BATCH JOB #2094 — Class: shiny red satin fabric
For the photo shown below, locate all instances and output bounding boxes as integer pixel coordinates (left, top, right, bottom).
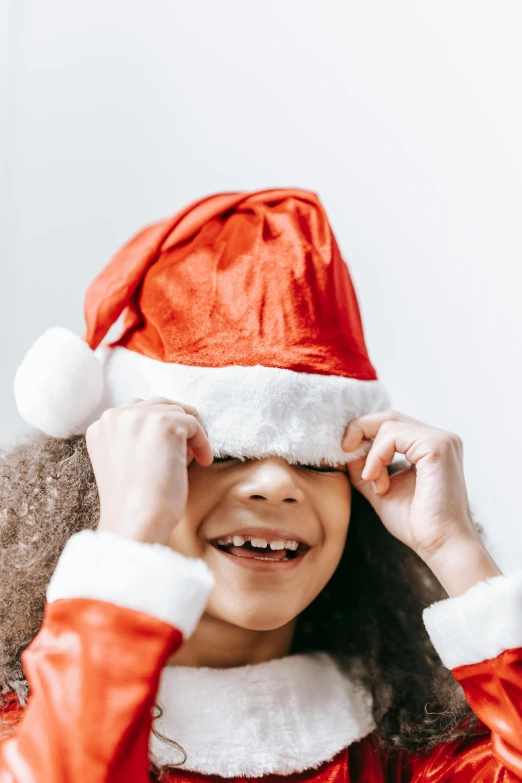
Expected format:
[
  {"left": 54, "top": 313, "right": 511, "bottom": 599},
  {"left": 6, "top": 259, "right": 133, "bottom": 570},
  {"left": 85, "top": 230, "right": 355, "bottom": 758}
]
[
  {"left": 0, "top": 598, "right": 521, "bottom": 782},
  {"left": 82, "top": 189, "right": 379, "bottom": 381}
]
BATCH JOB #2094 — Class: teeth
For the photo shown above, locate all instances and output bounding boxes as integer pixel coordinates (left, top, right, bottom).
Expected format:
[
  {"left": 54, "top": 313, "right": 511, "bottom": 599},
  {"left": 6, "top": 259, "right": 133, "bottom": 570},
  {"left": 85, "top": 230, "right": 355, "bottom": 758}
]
[
  {"left": 214, "top": 535, "right": 301, "bottom": 551},
  {"left": 250, "top": 538, "right": 268, "bottom": 548}
]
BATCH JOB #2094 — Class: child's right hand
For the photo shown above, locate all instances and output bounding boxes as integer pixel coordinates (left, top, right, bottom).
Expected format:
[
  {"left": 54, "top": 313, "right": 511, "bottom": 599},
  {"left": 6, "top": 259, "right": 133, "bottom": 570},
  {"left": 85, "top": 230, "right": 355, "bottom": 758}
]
[{"left": 86, "top": 396, "right": 214, "bottom": 546}]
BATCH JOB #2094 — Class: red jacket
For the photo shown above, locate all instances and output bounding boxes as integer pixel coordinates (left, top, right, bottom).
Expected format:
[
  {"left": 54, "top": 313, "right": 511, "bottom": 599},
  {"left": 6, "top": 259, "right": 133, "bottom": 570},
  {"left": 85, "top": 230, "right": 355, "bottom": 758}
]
[{"left": 0, "top": 529, "right": 521, "bottom": 782}]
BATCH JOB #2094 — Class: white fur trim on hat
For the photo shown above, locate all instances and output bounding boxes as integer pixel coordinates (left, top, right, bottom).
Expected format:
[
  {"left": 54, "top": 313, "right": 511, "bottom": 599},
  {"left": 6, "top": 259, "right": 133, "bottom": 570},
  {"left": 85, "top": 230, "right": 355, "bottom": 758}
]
[
  {"left": 422, "top": 568, "right": 522, "bottom": 670},
  {"left": 90, "top": 344, "right": 391, "bottom": 466},
  {"left": 13, "top": 329, "right": 391, "bottom": 466},
  {"left": 46, "top": 529, "right": 216, "bottom": 638},
  {"left": 13, "top": 326, "right": 105, "bottom": 439}
]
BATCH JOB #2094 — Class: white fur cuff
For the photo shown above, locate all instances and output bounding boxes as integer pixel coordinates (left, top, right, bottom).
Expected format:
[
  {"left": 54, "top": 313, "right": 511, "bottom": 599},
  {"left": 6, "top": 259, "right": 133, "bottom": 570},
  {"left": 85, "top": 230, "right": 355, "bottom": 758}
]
[
  {"left": 422, "top": 568, "right": 522, "bottom": 670},
  {"left": 46, "top": 529, "right": 216, "bottom": 638}
]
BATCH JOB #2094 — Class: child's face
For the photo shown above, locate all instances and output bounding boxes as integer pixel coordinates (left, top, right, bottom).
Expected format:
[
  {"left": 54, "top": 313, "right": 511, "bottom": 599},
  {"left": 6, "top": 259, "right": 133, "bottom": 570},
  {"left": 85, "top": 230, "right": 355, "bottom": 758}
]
[{"left": 167, "top": 456, "right": 351, "bottom": 631}]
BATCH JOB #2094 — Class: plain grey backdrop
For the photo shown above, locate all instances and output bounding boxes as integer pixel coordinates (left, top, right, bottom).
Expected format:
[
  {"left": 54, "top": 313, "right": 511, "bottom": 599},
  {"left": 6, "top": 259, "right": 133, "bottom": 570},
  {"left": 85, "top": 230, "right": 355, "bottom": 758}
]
[{"left": 1, "top": 1, "right": 521, "bottom": 569}]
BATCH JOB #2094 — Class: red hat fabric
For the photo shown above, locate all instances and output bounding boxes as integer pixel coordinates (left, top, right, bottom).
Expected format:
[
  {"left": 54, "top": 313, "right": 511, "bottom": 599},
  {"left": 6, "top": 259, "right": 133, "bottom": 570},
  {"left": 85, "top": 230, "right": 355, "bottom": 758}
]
[{"left": 14, "top": 188, "right": 391, "bottom": 465}]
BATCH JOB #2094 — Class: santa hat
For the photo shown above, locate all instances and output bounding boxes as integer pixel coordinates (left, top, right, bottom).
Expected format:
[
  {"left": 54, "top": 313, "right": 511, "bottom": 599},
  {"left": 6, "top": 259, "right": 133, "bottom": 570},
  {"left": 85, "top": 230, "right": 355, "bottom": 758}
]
[{"left": 13, "top": 188, "right": 391, "bottom": 466}]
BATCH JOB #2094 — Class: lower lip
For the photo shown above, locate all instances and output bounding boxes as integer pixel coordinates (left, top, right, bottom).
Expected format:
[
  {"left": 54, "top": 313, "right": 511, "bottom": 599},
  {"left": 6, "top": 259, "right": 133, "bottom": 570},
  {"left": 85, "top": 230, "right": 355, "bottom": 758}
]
[{"left": 209, "top": 543, "right": 310, "bottom": 572}]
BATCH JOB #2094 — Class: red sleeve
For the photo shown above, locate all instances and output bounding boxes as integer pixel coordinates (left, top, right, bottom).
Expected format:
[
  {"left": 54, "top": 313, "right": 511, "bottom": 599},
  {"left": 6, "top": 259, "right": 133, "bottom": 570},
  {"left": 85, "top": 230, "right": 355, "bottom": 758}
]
[
  {"left": 408, "top": 569, "right": 522, "bottom": 781},
  {"left": 0, "top": 530, "right": 215, "bottom": 782}
]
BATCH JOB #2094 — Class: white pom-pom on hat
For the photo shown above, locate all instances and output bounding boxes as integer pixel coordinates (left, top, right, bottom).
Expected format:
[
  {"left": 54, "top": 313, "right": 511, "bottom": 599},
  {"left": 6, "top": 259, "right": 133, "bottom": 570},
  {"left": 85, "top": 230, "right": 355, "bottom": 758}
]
[{"left": 13, "top": 326, "right": 104, "bottom": 439}]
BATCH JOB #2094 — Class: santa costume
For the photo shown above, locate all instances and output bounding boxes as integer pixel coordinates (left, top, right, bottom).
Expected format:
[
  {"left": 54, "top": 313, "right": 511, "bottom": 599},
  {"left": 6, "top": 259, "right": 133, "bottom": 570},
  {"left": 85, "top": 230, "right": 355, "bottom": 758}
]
[{"left": 2, "top": 188, "right": 522, "bottom": 781}]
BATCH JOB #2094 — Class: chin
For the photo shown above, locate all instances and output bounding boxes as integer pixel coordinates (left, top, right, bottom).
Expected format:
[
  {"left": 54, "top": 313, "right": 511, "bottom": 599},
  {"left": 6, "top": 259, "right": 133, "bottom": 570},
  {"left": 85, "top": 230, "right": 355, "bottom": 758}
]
[
  {"left": 234, "top": 614, "right": 295, "bottom": 632},
  {"left": 208, "top": 595, "right": 299, "bottom": 632}
]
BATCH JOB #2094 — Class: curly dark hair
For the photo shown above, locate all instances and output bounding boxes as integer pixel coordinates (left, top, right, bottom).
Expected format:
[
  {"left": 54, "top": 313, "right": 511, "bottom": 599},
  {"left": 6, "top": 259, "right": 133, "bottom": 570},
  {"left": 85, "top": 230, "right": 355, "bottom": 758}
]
[{"left": 0, "top": 431, "right": 488, "bottom": 780}]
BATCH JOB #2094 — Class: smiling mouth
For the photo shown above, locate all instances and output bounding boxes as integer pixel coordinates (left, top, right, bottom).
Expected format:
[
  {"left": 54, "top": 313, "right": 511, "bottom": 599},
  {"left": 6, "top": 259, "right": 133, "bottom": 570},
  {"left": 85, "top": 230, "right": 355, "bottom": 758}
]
[{"left": 210, "top": 539, "right": 309, "bottom": 562}]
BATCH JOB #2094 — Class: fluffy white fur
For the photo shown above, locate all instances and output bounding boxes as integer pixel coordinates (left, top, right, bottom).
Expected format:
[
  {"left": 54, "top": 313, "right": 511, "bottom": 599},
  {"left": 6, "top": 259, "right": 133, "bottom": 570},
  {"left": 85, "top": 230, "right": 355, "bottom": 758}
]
[
  {"left": 13, "top": 326, "right": 391, "bottom": 465},
  {"left": 46, "top": 529, "right": 215, "bottom": 638},
  {"left": 422, "top": 568, "right": 522, "bottom": 669},
  {"left": 92, "top": 341, "right": 391, "bottom": 466},
  {"left": 13, "top": 326, "right": 105, "bottom": 439},
  {"left": 150, "top": 652, "right": 376, "bottom": 776}
]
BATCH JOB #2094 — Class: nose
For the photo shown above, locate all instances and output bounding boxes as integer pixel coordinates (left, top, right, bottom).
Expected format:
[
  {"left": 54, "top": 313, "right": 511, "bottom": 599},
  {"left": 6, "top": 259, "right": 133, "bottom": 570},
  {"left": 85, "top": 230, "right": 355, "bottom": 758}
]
[{"left": 232, "top": 457, "right": 305, "bottom": 505}]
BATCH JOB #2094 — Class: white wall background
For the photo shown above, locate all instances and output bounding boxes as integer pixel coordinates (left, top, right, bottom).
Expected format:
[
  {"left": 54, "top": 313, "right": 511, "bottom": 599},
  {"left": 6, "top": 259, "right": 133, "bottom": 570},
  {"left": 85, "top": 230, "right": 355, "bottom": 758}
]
[{"left": 1, "top": 1, "right": 521, "bottom": 570}]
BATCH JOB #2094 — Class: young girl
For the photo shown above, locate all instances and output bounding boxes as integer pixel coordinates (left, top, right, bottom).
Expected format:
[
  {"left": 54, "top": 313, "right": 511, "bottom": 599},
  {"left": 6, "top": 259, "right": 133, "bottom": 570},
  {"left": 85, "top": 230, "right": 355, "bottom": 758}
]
[{"left": 1, "top": 188, "right": 521, "bottom": 782}]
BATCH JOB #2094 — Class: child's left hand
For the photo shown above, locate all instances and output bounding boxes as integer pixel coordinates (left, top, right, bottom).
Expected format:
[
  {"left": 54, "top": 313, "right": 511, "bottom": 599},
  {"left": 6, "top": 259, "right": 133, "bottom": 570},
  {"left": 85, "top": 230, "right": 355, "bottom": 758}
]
[{"left": 341, "top": 410, "right": 481, "bottom": 563}]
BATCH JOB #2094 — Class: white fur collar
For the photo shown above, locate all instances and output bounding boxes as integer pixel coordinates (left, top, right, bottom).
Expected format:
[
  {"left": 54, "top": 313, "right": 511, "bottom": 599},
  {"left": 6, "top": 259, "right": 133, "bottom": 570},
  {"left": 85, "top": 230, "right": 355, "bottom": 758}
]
[{"left": 149, "top": 651, "right": 376, "bottom": 777}]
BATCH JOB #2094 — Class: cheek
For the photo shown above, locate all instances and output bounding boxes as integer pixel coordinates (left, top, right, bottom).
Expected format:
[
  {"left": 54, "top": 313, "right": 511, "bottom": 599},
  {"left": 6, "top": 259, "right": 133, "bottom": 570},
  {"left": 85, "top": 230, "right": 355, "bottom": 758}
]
[
  {"left": 167, "top": 519, "right": 201, "bottom": 557},
  {"left": 312, "top": 487, "right": 351, "bottom": 577},
  {"left": 317, "top": 480, "right": 351, "bottom": 542},
  {"left": 324, "top": 509, "right": 351, "bottom": 550},
  {"left": 166, "top": 490, "right": 216, "bottom": 557},
  {"left": 310, "top": 516, "right": 349, "bottom": 590},
  {"left": 168, "top": 469, "right": 222, "bottom": 554}
]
